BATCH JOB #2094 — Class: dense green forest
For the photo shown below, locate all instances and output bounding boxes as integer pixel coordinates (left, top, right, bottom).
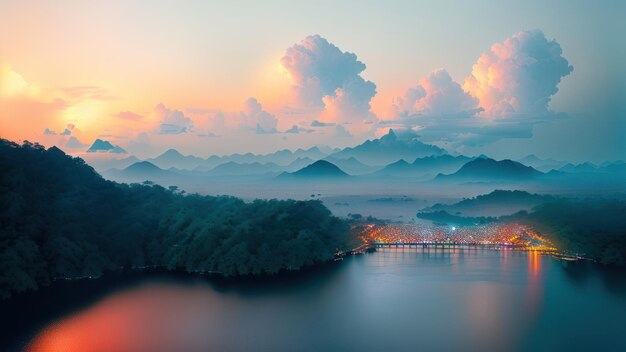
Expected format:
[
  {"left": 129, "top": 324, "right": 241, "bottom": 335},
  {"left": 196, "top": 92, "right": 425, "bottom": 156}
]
[
  {"left": 0, "top": 140, "right": 349, "bottom": 298},
  {"left": 509, "top": 199, "right": 626, "bottom": 266}
]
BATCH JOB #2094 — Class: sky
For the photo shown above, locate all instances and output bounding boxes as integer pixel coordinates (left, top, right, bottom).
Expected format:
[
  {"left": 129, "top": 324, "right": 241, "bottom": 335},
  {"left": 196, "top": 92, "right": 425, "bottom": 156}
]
[{"left": 0, "top": 0, "right": 624, "bottom": 162}]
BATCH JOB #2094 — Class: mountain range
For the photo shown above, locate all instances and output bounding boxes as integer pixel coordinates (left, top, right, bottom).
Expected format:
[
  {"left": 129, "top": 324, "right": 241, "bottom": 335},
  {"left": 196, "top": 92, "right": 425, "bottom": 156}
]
[
  {"left": 372, "top": 155, "right": 473, "bottom": 179},
  {"left": 436, "top": 158, "right": 543, "bottom": 182},
  {"left": 329, "top": 129, "right": 445, "bottom": 166},
  {"left": 84, "top": 131, "right": 626, "bottom": 187}
]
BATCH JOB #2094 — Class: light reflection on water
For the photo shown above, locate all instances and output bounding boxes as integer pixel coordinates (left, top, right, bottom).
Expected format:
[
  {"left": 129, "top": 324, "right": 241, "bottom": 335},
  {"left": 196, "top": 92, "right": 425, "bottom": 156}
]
[{"left": 18, "top": 248, "right": 626, "bottom": 352}]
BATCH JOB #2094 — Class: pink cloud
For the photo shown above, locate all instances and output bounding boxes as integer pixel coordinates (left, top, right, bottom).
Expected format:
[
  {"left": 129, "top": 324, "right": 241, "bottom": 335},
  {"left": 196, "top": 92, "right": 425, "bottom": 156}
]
[{"left": 464, "top": 30, "right": 573, "bottom": 117}]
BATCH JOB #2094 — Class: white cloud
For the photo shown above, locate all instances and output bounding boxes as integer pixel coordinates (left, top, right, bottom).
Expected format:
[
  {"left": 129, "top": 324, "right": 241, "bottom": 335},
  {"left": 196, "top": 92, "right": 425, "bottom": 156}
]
[
  {"left": 155, "top": 103, "right": 194, "bottom": 134},
  {"left": 392, "top": 69, "right": 479, "bottom": 118},
  {"left": 240, "top": 98, "right": 278, "bottom": 134},
  {"left": 464, "top": 29, "right": 573, "bottom": 118},
  {"left": 281, "top": 35, "right": 376, "bottom": 123},
  {"left": 386, "top": 30, "right": 573, "bottom": 149}
]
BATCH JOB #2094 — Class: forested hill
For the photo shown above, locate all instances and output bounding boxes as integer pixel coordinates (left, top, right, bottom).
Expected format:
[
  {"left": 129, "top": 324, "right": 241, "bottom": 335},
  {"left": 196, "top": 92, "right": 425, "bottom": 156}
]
[{"left": 0, "top": 140, "right": 349, "bottom": 298}]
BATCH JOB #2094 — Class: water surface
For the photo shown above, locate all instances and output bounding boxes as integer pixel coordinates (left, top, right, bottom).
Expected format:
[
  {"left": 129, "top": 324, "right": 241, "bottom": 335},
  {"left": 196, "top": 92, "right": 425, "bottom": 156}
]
[{"left": 5, "top": 248, "right": 626, "bottom": 352}]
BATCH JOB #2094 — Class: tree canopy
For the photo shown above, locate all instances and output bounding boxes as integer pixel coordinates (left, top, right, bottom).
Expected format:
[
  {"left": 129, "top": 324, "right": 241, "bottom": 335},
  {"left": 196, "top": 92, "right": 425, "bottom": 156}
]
[{"left": 0, "top": 140, "right": 349, "bottom": 298}]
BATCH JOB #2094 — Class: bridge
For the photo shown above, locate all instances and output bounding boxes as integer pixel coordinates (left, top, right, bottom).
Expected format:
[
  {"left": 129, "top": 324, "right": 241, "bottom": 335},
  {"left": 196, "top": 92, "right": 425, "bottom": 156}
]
[{"left": 374, "top": 242, "right": 529, "bottom": 250}]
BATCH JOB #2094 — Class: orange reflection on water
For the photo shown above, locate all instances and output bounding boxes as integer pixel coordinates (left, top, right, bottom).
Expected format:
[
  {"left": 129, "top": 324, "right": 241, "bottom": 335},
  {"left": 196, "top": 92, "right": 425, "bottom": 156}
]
[
  {"left": 25, "top": 283, "right": 218, "bottom": 352},
  {"left": 528, "top": 250, "right": 541, "bottom": 278}
]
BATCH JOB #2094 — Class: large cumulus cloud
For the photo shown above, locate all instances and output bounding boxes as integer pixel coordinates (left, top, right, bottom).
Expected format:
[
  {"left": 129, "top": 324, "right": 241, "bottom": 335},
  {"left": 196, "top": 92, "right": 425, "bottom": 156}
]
[
  {"left": 388, "top": 30, "right": 573, "bottom": 148},
  {"left": 464, "top": 29, "right": 573, "bottom": 118},
  {"left": 281, "top": 35, "right": 376, "bottom": 123},
  {"left": 392, "top": 69, "right": 479, "bottom": 118}
]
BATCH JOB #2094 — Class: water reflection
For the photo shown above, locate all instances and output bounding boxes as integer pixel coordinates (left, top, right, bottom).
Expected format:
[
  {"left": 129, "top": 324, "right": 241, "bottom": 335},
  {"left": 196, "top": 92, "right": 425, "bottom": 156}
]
[{"left": 8, "top": 249, "right": 626, "bottom": 352}]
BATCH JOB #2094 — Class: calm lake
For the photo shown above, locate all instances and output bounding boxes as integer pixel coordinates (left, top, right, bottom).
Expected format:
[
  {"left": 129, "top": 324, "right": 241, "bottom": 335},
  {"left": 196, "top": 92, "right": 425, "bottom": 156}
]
[{"left": 3, "top": 248, "right": 626, "bottom": 352}]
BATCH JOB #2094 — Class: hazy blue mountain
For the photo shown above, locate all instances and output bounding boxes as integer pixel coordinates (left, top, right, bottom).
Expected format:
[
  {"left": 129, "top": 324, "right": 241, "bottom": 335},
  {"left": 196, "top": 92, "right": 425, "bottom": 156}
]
[
  {"left": 85, "top": 155, "right": 141, "bottom": 172},
  {"left": 278, "top": 160, "right": 349, "bottom": 179},
  {"left": 323, "top": 156, "right": 380, "bottom": 175},
  {"left": 103, "top": 161, "right": 173, "bottom": 182},
  {"left": 207, "top": 161, "right": 283, "bottom": 176},
  {"left": 148, "top": 149, "right": 205, "bottom": 169},
  {"left": 330, "top": 129, "right": 445, "bottom": 165},
  {"left": 558, "top": 162, "right": 598, "bottom": 173},
  {"left": 216, "top": 147, "right": 328, "bottom": 166},
  {"left": 374, "top": 155, "right": 472, "bottom": 179},
  {"left": 284, "top": 157, "right": 316, "bottom": 172},
  {"left": 292, "top": 147, "right": 328, "bottom": 161},
  {"left": 86, "top": 139, "right": 127, "bottom": 153},
  {"left": 598, "top": 161, "right": 626, "bottom": 174},
  {"left": 436, "top": 158, "right": 543, "bottom": 181},
  {"left": 421, "top": 190, "right": 556, "bottom": 217},
  {"left": 121, "top": 161, "right": 170, "bottom": 178},
  {"left": 517, "top": 154, "right": 566, "bottom": 172}
]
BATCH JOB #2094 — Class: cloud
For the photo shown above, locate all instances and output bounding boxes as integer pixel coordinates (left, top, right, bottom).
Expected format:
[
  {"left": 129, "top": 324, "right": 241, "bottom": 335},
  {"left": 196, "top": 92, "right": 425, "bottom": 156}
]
[
  {"left": 0, "top": 63, "right": 38, "bottom": 98},
  {"left": 284, "top": 125, "right": 313, "bottom": 134},
  {"left": 207, "top": 111, "right": 226, "bottom": 133},
  {"left": 115, "top": 111, "right": 144, "bottom": 121},
  {"left": 385, "top": 30, "right": 573, "bottom": 149},
  {"left": 281, "top": 35, "right": 376, "bottom": 123},
  {"left": 43, "top": 128, "right": 56, "bottom": 135},
  {"left": 61, "top": 86, "right": 114, "bottom": 101},
  {"left": 240, "top": 98, "right": 278, "bottom": 134},
  {"left": 61, "top": 124, "right": 74, "bottom": 135},
  {"left": 311, "top": 120, "right": 336, "bottom": 127},
  {"left": 392, "top": 69, "right": 479, "bottom": 118},
  {"left": 464, "top": 29, "right": 573, "bottom": 118},
  {"left": 196, "top": 132, "right": 218, "bottom": 138},
  {"left": 155, "top": 103, "right": 194, "bottom": 134}
]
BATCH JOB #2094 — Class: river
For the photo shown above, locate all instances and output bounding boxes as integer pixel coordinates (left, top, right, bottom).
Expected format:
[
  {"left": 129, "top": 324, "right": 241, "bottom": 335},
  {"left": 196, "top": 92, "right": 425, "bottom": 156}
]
[{"left": 3, "top": 248, "right": 626, "bottom": 352}]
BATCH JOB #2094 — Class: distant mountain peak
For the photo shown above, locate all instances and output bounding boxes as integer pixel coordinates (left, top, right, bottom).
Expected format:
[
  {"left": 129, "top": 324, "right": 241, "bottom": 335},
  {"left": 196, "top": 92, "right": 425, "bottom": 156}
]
[
  {"left": 161, "top": 148, "right": 183, "bottom": 158},
  {"left": 382, "top": 129, "right": 397, "bottom": 142},
  {"left": 87, "top": 139, "right": 127, "bottom": 154},
  {"left": 330, "top": 128, "right": 445, "bottom": 165},
  {"left": 124, "top": 161, "right": 162, "bottom": 172},
  {"left": 279, "top": 160, "right": 349, "bottom": 179},
  {"left": 438, "top": 157, "right": 542, "bottom": 181}
]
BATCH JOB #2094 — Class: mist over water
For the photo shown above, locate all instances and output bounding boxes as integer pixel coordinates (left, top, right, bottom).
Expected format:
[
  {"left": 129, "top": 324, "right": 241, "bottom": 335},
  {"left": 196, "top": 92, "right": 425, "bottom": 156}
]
[{"left": 14, "top": 249, "right": 626, "bottom": 352}]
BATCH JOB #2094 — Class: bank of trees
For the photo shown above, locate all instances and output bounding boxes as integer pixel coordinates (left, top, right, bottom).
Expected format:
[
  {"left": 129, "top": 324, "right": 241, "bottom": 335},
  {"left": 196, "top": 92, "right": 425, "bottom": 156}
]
[
  {"left": 512, "top": 199, "right": 626, "bottom": 266},
  {"left": 0, "top": 140, "right": 349, "bottom": 298}
]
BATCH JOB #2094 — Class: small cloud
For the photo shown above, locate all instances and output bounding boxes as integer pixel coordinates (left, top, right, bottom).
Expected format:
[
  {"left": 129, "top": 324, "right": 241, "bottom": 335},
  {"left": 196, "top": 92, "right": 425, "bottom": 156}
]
[
  {"left": 43, "top": 128, "right": 56, "bottom": 135},
  {"left": 61, "top": 86, "right": 114, "bottom": 101},
  {"left": 311, "top": 120, "right": 336, "bottom": 127},
  {"left": 155, "top": 103, "right": 194, "bottom": 134},
  {"left": 284, "top": 125, "right": 313, "bottom": 134},
  {"left": 115, "top": 111, "right": 144, "bottom": 121},
  {"left": 159, "top": 123, "right": 189, "bottom": 135},
  {"left": 186, "top": 107, "right": 219, "bottom": 115},
  {"left": 256, "top": 124, "right": 278, "bottom": 134},
  {"left": 197, "top": 132, "right": 219, "bottom": 138}
]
